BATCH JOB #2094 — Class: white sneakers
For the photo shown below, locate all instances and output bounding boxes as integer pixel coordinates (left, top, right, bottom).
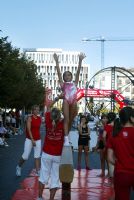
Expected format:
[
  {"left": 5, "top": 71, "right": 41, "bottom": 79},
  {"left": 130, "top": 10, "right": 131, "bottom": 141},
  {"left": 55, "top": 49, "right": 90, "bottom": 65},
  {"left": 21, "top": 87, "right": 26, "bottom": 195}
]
[
  {"left": 64, "top": 136, "right": 70, "bottom": 146},
  {"left": 4, "top": 142, "right": 9, "bottom": 147},
  {"left": 16, "top": 165, "right": 21, "bottom": 176}
]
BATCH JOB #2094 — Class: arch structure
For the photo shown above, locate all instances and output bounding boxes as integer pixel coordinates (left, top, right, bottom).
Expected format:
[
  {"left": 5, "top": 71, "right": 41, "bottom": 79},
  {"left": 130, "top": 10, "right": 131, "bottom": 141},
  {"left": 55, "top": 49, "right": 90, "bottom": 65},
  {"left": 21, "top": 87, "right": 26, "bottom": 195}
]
[
  {"left": 85, "top": 66, "right": 134, "bottom": 111},
  {"left": 76, "top": 88, "right": 126, "bottom": 109},
  {"left": 87, "top": 66, "right": 134, "bottom": 87}
]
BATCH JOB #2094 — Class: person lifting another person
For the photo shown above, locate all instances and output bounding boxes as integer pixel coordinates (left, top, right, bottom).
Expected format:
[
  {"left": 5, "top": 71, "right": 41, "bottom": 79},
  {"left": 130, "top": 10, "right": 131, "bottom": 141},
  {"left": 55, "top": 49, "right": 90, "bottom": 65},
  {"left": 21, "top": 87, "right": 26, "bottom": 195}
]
[{"left": 37, "top": 94, "right": 64, "bottom": 200}]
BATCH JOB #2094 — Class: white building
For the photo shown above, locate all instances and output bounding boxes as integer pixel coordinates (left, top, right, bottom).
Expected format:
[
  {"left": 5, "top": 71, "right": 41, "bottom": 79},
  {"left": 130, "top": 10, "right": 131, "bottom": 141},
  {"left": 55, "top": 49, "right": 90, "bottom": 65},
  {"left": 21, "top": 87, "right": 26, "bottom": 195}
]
[{"left": 24, "top": 48, "right": 90, "bottom": 100}]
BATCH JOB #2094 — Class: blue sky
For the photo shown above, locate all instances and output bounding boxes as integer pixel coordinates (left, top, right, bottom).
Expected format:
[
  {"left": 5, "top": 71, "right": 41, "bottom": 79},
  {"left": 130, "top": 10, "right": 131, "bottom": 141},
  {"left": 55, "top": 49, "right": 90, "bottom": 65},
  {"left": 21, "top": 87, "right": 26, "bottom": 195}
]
[{"left": 1, "top": 0, "right": 134, "bottom": 76}]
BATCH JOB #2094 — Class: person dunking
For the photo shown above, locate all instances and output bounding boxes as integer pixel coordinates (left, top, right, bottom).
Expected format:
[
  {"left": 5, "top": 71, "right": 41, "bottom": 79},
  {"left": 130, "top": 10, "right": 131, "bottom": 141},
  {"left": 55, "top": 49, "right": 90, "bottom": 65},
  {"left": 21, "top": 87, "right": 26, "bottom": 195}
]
[
  {"left": 77, "top": 115, "right": 91, "bottom": 170},
  {"left": 16, "top": 105, "right": 41, "bottom": 176},
  {"left": 53, "top": 52, "right": 86, "bottom": 146}
]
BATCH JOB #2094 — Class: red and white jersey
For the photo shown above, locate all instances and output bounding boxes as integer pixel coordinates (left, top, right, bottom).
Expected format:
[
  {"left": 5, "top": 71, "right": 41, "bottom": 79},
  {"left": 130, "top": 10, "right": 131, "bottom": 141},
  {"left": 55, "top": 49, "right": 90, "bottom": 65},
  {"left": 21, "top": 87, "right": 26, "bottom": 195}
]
[
  {"left": 43, "top": 112, "right": 64, "bottom": 156},
  {"left": 107, "top": 127, "right": 134, "bottom": 174}
]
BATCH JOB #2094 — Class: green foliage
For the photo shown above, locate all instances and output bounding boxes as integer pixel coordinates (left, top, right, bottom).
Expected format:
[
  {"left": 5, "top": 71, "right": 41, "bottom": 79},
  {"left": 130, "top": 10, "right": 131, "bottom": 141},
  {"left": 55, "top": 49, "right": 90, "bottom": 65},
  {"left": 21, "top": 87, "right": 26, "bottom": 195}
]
[{"left": 0, "top": 35, "right": 44, "bottom": 109}]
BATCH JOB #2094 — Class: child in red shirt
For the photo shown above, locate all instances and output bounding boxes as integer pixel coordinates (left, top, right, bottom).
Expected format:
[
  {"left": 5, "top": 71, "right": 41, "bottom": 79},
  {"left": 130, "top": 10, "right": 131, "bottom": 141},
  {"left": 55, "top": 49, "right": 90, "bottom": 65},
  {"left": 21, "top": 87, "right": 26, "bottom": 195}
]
[{"left": 107, "top": 106, "right": 134, "bottom": 200}]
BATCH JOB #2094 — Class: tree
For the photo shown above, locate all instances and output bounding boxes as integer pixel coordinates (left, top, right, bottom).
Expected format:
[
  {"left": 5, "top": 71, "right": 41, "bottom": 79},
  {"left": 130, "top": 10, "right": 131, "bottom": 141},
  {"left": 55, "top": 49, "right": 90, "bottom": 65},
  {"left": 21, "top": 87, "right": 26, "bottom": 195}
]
[{"left": 0, "top": 34, "right": 44, "bottom": 110}]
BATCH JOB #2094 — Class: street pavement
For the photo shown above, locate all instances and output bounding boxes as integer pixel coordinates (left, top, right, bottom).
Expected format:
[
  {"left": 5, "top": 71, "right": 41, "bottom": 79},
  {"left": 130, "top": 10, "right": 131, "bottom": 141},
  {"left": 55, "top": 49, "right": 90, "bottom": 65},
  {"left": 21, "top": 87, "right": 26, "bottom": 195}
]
[
  {"left": 0, "top": 124, "right": 133, "bottom": 200},
  {"left": 0, "top": 124, "right": 100, "bottom": 200}
]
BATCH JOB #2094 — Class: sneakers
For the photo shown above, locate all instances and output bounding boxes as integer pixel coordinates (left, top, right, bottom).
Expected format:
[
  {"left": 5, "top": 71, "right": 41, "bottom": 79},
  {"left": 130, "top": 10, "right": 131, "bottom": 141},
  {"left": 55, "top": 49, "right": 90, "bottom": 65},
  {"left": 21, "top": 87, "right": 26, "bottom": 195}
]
[
  {"left": 16, "top": 165, "right": 21, "bottom": 176},
  {"left": 37, "top": 197, "right": 43, "bottom": 200},
  {"left": 4, "top": 142, "right": 9, "bottom": 147},
  {"left": 64, "top": 136, "right": 70, "bottom": 146}
]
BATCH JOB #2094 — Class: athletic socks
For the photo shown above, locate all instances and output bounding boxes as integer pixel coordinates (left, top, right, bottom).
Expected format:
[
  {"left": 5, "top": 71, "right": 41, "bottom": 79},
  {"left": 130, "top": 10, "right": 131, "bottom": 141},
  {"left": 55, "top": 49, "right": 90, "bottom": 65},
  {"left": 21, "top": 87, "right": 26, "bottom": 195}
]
[{"left": 64, "top": 136, "right": 70, "bottom": 146}]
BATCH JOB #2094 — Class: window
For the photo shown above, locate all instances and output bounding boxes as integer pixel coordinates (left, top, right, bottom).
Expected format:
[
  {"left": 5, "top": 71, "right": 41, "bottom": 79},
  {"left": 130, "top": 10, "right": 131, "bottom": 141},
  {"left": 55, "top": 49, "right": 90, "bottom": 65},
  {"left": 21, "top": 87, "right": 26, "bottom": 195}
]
[
  {"left": 62, "top": 54, "right": 64, "bottom": 62},
  {"left": 47, "top": 66, "right": 49, "bottom": 72},
  {"left": 72, "top": 55, "right": 74, "bottom": 63},
  {"left": 66, "top": 55, "right": 68, "bottom": 63},
  {"left": 41, "top": 54, "right": 43, "bottom": 61}
]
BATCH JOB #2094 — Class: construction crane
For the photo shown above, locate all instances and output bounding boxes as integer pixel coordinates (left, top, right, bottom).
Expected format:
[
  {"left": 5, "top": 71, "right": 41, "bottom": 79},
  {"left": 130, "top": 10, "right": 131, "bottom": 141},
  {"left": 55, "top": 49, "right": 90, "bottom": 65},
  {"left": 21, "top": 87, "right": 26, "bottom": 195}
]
[{"left": 82, "top": 36, "right": 134, "bottom": 69}]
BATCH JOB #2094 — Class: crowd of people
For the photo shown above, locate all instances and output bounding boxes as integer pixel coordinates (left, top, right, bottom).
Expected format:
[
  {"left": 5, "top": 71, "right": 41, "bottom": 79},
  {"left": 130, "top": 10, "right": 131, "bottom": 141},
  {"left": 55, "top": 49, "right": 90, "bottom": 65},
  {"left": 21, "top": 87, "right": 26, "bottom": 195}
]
[
  {"left": 14, "top": 102, "right": 133, "bottom": 200},
  {"left": 0, "top": 109, "right": 22, "bottom": 147}
]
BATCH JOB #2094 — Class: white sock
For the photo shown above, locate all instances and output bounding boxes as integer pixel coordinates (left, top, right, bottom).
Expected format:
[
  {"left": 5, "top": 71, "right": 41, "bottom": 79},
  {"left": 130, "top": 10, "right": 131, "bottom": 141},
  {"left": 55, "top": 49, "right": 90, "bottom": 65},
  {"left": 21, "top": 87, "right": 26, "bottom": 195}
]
[{"left": 64, "top": 136, "right": 70, "bottom": 146}]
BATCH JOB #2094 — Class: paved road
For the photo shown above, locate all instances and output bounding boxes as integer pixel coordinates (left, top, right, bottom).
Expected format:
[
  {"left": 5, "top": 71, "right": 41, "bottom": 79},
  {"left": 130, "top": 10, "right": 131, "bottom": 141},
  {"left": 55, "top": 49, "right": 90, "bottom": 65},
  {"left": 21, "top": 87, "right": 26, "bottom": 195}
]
[
  {"left": 0, "top": 125, "right": 133, "bottom": 200},
  {"left": 0, "top": 124, "right": 100, "bottom": 200}
]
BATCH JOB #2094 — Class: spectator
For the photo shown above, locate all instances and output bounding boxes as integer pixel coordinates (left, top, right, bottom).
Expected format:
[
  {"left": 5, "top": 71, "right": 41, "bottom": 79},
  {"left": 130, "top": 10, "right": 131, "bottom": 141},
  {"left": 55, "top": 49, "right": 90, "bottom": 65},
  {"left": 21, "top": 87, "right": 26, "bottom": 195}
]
[
  {"left": 77, "top": 115, "right": 91, "bottom": 170},
  {"left": 16, "top": 105, "right": 42, "bottom": 176},
  {"left": 107, "top": 106, "right": 134, "bottom": 200},
  {"left": 0, "top": 122, "right": 9, "bottom": 147},
  {"left": 95, "top": 114, "right": 108, "bottom": 177},
  {"left": 5, "top": 113, "right": 11, "bottom": 130},
  {"left": 10, "top": 115, "right": 17, "bottom": 135},
  {"left": 103, "top": 112, "right": 116, "bottom": 180}
]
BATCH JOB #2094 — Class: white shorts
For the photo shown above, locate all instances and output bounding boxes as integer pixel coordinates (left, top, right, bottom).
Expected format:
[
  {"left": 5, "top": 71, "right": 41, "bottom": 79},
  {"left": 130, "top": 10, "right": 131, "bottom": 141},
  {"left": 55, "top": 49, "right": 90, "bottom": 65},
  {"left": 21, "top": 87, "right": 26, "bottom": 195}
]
[
  {"left": 39, "top": 152, "right": 61, "bottom": 189},
  {"left": 22, "top": 138, "right": 41, "bottom": 160}
]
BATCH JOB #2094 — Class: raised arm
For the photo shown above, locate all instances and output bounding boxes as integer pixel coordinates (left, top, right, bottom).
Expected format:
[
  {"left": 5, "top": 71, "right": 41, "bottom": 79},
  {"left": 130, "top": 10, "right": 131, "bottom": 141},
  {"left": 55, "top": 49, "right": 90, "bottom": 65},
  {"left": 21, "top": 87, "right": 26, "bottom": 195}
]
[
  {"left": 47, "top": 92, "right": 64, "bottom": 112},
  {"left": 53, "top": 53, "right": 63, "bottom": 86},
  {"left": 75, "top": 52, "right": 86, "bottom": 85}
]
